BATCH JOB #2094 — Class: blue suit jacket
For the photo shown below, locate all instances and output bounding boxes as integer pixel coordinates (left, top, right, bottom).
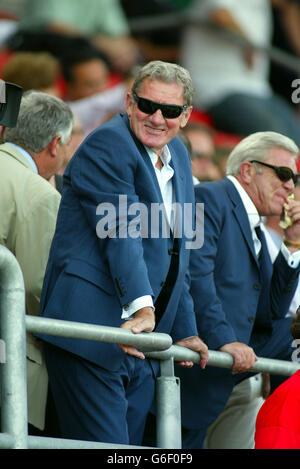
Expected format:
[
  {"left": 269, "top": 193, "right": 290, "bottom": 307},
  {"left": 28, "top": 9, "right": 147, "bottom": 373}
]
[
  {"left": 39, "top": 113, "right": 198, "bottom": 371},
  {"left": 177, "top": 177, "right": 300, "bottom": 430}
]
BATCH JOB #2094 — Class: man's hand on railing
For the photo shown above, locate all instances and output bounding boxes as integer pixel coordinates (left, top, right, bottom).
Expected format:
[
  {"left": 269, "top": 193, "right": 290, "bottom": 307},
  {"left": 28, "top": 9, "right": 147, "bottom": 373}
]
[
  {"left": 219, "top": 341, "right": 258, "bottom": 374},
  {"left": 118, "top": 306, "right": 156, "bottom": 359},
  {"left": 175, "top": 336, "right": 209, "bottom": 369}
]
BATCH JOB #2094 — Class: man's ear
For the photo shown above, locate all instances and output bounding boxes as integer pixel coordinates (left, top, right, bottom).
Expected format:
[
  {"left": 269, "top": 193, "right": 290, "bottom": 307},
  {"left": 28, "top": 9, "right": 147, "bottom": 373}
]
[
  {"left": 239, "top": 160, "right": 254, "bottom": 185},
  {"left": 126, "top": 92, "right": 133, "bottom": 118},
  {"left": 180, "top": 106, "right": 193, "bottom": 129},
  {"left": 49, "top": 135, "right": 61, "bottom": 157}
]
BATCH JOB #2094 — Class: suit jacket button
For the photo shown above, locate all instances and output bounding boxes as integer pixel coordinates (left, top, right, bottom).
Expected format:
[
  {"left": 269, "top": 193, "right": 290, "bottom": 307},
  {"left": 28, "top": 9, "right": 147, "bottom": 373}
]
[
  {"left": 253, "top": 283, "right": 260, "bottom": 290},
  {"left": 248, "top": 316, "right": 254, "bottom": 323},
  {"left": 160, "top": 281, "right": 165, "bottom": 287}
]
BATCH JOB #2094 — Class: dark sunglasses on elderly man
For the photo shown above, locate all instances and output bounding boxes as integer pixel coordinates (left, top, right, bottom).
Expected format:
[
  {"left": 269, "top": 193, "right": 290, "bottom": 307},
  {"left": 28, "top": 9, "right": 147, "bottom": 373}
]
[
  {"left": 132, "top": 91, "right": 188, "bottom": 119},
  {"left": 251, "top": 160, "right": 299, "bottom": 186}
]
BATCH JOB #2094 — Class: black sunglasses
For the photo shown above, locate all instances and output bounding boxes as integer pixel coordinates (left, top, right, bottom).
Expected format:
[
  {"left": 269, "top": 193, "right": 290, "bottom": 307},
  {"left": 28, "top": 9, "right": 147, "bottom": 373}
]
[
  {"left": 132, "top": 91, "right": 187, "bottom": 119},
  {"left": 251, "top": 160, "right": 299, "bottom": 186}
]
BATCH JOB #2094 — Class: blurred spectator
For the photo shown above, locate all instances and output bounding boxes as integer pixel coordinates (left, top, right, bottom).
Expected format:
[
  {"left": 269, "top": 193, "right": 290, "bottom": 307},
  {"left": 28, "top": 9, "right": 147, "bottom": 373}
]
[
  {"left": 182, "top": 121, "right": 222, "bottom": 181},
  {"left": 214, "top": 145, "right": 234, "bottom": 177},
  {"left": 67, "top": 83, "right": 127, "bottom": 136},
  {"left": 190, "top": 152, "right": 222, "bottom": 182},
  {"left": 0, "top": 90, "right": 73, "bottom": 435},
  {"left": 61, "top": 46, "right": 136, "bottom": 136},
  {"left": 18, "top": 0, "right": 140, "bottom": 73},
  {"left": 182, "top": 121, "right": 216, "bottom": 157},
  {"left": 177, "top": 129, "right": 200, "bottom": 185},
  {"left": 0, "top": 7, "right": 19, "bottom": 47},
  {"left": 270, "top": 0, "right": 300, "bottom": 108},
  {"left": 0, "top": 0, "right": 24, "bottom": 45},
  {"left": 61, "top": 46, "right": 110, "bottom": 101},
  {"left": 1, "top": 50, "right": 83, "bottom": 189},
  {"left": 120, "top": 0, "right": 183, "bottom": 62},
  {"left": 2, "top": 51, "right": 62, "bottom": 97},
  {"left": 180, "top": 0, "right": 300, "bottom": 146},
  {"left": 0, "top": 0, "right": 25, "bottom": 18}
]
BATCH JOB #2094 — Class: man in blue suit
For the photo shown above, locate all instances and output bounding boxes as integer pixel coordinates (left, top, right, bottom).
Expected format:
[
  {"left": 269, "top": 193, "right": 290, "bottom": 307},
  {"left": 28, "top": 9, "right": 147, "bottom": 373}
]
[
  {"left": 38, "top": 60, "right": 209, "bottom": 445},
  {"left": 177, "top": 131, "right": 300, "bottom": 448}
]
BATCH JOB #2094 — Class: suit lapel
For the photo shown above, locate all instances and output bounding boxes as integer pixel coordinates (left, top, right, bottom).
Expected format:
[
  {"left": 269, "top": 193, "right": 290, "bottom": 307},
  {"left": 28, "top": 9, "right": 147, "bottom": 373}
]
[
  {"left": 169, "top": 143, "right": 185, "bottom": 250},
  {"left": 220, "top": 178, "right": 258, "bottom": 265},
  {"left": 169, "top": 150, "right": 185, "bottom": 206},
  {"left": 120, "top": 113, "right": 164, "bottom": 202}
]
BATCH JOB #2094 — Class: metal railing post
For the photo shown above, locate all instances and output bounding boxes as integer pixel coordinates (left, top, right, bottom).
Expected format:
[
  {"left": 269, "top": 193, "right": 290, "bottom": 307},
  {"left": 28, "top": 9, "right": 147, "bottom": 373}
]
[
  {"left": 0, "top": 246, "right": 28, "bottom": 449},
  {"left": 156, "top": 357, "right": 181, "bottom": 449}
]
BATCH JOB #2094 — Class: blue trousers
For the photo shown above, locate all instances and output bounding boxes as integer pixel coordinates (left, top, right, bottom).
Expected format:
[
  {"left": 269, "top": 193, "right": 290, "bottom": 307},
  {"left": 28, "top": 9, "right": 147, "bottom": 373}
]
[{"left": 44, "top": 343, "right": 156, "bottom": 445}]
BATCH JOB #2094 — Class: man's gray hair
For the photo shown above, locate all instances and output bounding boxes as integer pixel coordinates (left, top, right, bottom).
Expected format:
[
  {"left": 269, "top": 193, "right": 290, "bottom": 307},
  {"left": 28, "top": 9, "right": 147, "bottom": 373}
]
[
  {"left": 5, "top": 91, "right": 74, "bottom": 153},
  {"left": 132, "top": 60, "right": 194, "bottom": 110},
  {"left": 226, "top": 131, "right": 299, "bottom": 175}
]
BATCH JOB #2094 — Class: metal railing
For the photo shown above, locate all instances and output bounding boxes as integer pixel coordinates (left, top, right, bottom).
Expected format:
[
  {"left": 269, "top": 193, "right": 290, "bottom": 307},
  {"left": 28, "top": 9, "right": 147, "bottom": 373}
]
[{"left": 1, "top": 245, "right": 300, "bottom": 449}]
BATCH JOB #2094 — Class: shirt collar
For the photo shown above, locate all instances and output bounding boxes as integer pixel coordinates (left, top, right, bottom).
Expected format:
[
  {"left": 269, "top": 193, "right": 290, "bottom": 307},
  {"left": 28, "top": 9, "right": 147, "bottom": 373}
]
[
  {"left": 227, "top": 175, "right": 261, "bottom": 230},
  {"left": 144, "top": 144, "right": 172, "bottom": 168},
  {"left": 5, "top": 142, "right": 38, "bottom": 174}
]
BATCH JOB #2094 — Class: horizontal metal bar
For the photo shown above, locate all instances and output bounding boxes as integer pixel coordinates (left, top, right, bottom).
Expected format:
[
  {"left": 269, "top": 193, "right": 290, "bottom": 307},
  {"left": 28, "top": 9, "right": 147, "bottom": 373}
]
[
  {"left": 0, "top": 434, "right": 154, "bottom": 450},
  {"left": 0, "top": 433, "right": 15, "bottom": 449},
  {"left": 146, "top": 345, "right": 300, "bottom": 376},
  {"left": 27, "top": 317, "right": 300, "bottom": 376},
  {"left": 26, "top": 315, "right": 172, "bottom": 352},
  {"left": 27, "top": 435, "right": 154, "bottom": 450}
]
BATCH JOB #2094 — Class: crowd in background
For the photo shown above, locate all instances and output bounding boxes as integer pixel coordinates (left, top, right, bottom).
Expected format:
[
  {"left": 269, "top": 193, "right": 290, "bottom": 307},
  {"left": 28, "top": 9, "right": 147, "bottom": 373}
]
[
  {"left": 1, "top": 0, "right": 300, "bottom": 450},
  {"left": 3, "top": 0, "right": 300, "bottom": 179}
]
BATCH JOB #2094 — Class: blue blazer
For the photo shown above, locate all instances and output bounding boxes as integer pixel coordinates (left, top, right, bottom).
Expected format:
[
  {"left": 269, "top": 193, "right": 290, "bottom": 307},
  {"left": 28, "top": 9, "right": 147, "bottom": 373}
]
[
  {"left": 39, "top": 113, "right": 198, "bottom": 371},
  {"left": 177, "top": 177, "right": 300, "bottom": 431}
]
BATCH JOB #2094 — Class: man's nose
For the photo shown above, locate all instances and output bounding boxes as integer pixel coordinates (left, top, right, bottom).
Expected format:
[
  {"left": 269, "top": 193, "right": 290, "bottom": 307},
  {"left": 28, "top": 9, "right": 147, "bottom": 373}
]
[
  {"left": 149, "top": 108, "right": 165, "bottom": 123},
  {"left": 284, "top": 178, "right": 295, "bottom": 191}
]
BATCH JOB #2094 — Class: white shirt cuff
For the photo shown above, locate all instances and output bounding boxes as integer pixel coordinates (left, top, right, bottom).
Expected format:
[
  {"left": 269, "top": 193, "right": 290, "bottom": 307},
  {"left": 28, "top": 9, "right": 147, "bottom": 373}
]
[
  {"left": 281, "top": 242, "right": 300, "bottom": 268},
  {"left": 121, "top": 295, "right": 154, "bottom": 319}
]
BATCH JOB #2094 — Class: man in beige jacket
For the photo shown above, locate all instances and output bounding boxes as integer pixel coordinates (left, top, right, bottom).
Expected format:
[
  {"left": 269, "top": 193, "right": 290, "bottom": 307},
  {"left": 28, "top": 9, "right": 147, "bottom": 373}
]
[{"left": 0, "top": 90, "right": 74, "bottom": 433}]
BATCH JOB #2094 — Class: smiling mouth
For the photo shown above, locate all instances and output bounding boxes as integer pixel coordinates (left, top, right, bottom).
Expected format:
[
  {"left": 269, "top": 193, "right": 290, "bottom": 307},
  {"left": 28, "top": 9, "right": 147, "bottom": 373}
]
[{"left": 145, "top": 124, "right": 166, "bottom": 135}]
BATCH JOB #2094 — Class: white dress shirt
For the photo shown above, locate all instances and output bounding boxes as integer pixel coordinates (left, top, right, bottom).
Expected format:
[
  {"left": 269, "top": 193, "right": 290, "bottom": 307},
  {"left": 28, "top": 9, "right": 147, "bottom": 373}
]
[
  {"left": 121, "top": 145, "right": 175, "bottom": 319},
  {"left": 263, "top": 226, "right": 300, "bottom": 317}
]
